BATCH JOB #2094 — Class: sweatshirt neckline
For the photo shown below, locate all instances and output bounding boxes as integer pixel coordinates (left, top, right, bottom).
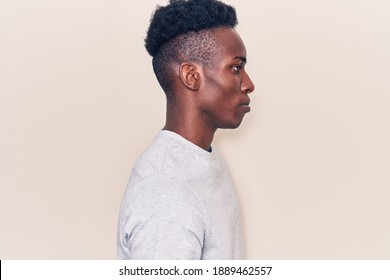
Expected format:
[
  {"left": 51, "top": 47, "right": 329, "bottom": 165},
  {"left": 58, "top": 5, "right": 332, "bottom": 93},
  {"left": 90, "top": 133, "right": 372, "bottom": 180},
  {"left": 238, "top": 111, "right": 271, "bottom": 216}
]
[{"left": 158, "top": 129, "right": 215, "bottom": 160}]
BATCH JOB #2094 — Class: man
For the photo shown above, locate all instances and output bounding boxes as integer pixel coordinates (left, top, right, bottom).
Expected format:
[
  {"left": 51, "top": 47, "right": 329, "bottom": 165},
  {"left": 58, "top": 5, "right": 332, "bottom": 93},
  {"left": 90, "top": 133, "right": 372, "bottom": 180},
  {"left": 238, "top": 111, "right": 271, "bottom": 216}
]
[{"left": 118, "top": 0, "right": 255, "bottom": 259}]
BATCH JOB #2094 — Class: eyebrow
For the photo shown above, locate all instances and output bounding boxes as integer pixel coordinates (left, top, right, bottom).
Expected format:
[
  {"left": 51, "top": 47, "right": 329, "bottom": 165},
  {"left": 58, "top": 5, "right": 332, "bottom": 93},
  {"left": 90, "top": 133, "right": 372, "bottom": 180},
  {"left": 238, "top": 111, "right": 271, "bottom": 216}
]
[{"left": 234, "top": 56, "right": 247, "bottom": 64}]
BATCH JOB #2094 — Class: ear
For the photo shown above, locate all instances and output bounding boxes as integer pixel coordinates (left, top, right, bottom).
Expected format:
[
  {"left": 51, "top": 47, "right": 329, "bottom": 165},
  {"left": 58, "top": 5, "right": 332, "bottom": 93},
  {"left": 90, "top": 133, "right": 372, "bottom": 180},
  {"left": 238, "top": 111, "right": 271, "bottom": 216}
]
[{"left": 179, "top": 62, "right": 201, "bottom": 91}]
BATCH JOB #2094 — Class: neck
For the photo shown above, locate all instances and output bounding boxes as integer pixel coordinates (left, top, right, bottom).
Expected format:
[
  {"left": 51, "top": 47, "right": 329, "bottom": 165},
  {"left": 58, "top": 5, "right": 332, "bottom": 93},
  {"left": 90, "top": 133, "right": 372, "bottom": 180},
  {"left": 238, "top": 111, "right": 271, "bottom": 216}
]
[{"left": 164, "top": 100, "right": 216, "bottom": 151}]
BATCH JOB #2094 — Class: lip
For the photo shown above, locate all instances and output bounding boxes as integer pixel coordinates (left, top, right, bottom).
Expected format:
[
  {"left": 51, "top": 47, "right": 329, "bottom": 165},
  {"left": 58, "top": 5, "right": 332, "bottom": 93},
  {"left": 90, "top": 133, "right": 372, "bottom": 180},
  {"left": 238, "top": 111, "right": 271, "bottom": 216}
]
[
  {"left": 240, "top": 104, "right": 251, "bottom": 112},
  {"left": 240, "top": 99, "right": 251, "bottom": 112}
]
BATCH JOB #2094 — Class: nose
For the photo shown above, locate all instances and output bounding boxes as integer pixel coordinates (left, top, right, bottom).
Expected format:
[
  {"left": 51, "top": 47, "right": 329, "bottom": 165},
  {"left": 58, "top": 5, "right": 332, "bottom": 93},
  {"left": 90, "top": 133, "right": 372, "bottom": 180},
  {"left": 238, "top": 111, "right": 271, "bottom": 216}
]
[{"left": 241, "top": 71, "right": 255, "bottom": 94}]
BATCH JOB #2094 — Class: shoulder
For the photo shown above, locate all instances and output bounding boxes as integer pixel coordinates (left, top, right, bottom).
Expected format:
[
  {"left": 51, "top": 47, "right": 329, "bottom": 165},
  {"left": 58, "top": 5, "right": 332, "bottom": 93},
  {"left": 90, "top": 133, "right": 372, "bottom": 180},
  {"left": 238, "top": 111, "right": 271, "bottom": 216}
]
[
  {"left": 121, "top": 174, "right": 209, "bottom": 224},
  {"left": 118, "top": 175, "right": 209, "bottom": 259}
]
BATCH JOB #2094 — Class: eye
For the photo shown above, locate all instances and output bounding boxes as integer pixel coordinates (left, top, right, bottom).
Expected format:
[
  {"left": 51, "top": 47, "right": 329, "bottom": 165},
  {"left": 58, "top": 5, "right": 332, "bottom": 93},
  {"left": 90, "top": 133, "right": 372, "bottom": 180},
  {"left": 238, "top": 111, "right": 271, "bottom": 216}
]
[{"left": 232, "top": 65, "right": 242, "bottom": 73}]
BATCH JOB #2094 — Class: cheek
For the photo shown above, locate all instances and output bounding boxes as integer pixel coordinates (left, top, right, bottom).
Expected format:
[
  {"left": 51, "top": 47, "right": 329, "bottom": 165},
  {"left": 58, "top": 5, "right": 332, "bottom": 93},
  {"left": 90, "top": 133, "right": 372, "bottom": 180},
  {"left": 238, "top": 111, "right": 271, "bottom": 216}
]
[
  {"left": 201, "top": 71, "right": 240, "bottom": 110},
  {"left": 201, "top": 77, "right": 224, "bottom": 102},
  {"left": 207, "top": 77, "right": 237, "bottom": 100}
]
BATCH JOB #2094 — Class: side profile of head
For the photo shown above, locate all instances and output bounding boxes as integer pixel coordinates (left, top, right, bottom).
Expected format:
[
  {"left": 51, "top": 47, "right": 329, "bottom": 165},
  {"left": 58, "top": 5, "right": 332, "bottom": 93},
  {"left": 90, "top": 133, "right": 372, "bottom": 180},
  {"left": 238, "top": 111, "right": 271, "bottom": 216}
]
[
  {"left": 145, "top": 0, "right": 255, "bottom": 133},
  {"left": 145, "top": 0, "right": 238, "bottom": 95}
]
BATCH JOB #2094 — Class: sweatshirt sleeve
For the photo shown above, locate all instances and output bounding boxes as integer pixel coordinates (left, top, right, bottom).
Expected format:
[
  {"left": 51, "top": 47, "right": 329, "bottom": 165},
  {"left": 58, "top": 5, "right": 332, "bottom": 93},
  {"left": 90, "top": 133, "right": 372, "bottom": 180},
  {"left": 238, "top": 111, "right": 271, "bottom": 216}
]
[{"left": 118, "top": 175, "right": 208, "bottom": 260}]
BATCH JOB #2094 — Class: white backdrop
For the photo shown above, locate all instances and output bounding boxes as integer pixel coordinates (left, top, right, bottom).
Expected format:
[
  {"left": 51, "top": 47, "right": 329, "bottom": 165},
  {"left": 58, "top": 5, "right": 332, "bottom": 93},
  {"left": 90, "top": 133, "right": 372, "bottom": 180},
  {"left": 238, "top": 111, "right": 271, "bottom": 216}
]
[{"left": 1, "top": 0, "right": 389, "bottom": 259}]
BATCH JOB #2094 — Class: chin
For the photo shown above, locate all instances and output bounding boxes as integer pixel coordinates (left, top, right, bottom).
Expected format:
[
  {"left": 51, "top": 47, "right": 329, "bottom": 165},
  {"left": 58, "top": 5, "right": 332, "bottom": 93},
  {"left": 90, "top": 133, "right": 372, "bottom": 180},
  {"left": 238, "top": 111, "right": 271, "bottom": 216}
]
[{"left": 220, "top": 118, "right": 244, "bottom": 129}]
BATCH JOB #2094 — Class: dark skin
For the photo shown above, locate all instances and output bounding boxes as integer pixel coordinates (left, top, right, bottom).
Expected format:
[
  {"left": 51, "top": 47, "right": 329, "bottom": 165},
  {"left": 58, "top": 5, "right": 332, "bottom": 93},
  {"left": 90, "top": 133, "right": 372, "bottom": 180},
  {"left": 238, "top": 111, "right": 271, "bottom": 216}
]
[{"left": 163, "top": 28, "right": 255, "bottom": 151}]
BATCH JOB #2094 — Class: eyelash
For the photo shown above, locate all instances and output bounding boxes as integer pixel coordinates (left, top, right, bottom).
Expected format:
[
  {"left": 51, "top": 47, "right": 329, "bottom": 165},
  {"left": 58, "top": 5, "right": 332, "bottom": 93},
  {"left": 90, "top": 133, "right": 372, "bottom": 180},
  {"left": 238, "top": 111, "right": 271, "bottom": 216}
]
[{"left": 232, "top": 65, "right": 242, "bottom": 73}]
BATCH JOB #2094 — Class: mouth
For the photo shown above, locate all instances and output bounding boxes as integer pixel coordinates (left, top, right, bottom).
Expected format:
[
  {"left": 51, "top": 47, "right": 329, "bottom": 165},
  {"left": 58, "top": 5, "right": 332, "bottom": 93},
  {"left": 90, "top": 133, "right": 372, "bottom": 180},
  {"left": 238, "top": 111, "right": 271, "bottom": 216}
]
[{"left": 240, "top": 99, "right": 251, "bottom": 112}]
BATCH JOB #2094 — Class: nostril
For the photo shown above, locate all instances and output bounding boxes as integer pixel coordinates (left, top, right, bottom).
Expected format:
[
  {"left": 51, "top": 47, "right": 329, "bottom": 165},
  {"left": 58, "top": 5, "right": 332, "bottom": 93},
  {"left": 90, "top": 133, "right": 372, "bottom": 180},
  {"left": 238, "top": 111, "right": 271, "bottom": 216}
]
[{"left": 246, "top": 83, "right": 254, "bottom": 94}]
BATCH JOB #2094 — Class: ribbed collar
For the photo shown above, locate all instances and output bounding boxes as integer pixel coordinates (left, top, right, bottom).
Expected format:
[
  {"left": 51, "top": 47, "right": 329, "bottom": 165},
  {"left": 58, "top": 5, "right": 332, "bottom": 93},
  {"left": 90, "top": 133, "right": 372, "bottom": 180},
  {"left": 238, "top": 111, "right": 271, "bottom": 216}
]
[{"left": 158, "top": 129, "right": 215, "bottom": 161}]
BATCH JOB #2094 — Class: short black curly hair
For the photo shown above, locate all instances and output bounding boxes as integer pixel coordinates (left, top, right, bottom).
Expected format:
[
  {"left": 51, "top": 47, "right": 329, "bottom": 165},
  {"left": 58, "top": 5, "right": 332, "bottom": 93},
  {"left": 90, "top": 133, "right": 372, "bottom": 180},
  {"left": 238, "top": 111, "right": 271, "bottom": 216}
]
[{"left": 145, "top": 0, "right": 238, "bottom": 95}]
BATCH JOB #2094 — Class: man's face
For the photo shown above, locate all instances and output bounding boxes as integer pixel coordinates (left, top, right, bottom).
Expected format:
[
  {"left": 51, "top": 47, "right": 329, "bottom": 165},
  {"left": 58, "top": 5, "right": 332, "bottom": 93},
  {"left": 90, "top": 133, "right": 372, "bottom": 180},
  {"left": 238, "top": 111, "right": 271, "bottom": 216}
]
[{"left": 198, "top": 28, "right": 255, "bottom": 130}]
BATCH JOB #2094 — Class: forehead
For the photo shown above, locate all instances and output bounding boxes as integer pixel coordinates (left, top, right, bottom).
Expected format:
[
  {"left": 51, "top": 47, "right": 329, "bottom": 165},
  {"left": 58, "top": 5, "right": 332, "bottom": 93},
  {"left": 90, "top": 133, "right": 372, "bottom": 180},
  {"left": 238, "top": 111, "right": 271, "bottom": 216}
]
[{"left": 213, "top": 28, "right": 247, "bottom": 60}]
